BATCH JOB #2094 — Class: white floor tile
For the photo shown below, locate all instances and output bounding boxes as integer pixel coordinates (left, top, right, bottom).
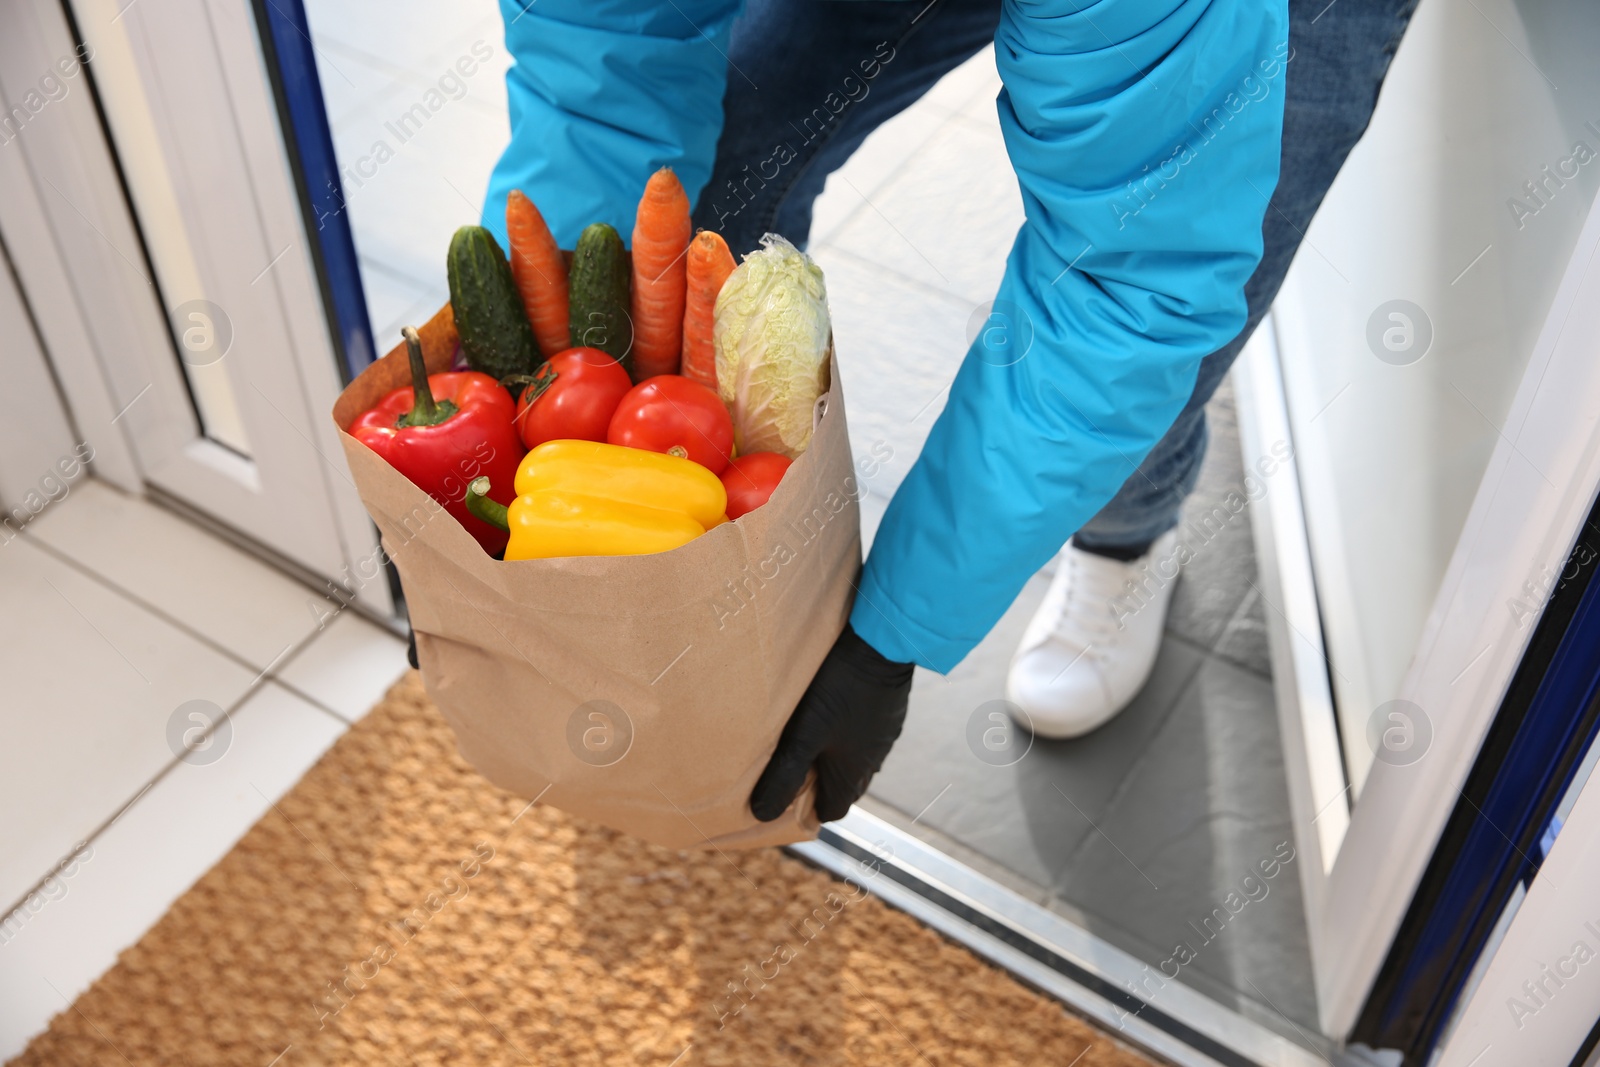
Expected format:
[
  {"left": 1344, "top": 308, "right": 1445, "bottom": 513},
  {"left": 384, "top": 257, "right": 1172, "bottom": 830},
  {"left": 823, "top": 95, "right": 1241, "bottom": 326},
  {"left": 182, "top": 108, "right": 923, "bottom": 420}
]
[
  {"left": 320, "top": 32, "right": 511, "bottom": 159},
  {"left": 920, "top": 44, "right": 1002, "bottom": 116},
  {"left": 959, "top": 82, "right": 1002, "bottom": 128},
  {"left": 305, "top": 33, "right": 408, "bottom": 130},
  {"left": 304, "top": 0, "right": 503, "bottom": 117},
  {"left": 24, "top": 481, "right": 324, "bottom": 672},
  {"left": 309, "top": 36, "right": 510, "bottom": 158},
  {"left": 359, "top": 256, "right": 442, "bottom": 351},
  {"left": 810, "top": 244, "right": 976, "bottom": 546},
  {"left": 810, "top": 104, "right": 950, "bottom": 247},
  {"left": 0, "top": 683, "right": 347, "bottom": 1063},
  {"left": 827, "top": 116, "right": 1023, "bottom": 305},
  {"left": 0, "top": 536, "right": 258, "bottom": 914},
  {"left": 278, "top": 611, "right": 409, "bottom": 724},
  {"left": 336, "top": 79, "right": 511, "bottom": 291}
]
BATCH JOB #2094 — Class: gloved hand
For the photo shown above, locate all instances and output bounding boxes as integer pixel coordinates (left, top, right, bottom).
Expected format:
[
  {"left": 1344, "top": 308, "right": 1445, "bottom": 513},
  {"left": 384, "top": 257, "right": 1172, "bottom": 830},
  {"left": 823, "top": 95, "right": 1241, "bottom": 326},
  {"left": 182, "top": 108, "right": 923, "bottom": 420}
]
[{"left": 749, "top": 623, "right": 916, "bottom": 823}]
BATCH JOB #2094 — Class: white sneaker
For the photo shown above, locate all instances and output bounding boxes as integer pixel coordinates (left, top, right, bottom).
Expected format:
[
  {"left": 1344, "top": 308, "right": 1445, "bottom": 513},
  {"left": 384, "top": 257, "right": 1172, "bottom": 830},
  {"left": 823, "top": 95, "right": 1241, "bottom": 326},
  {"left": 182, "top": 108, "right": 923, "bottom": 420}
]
[{"left": 1006, "top": 530, "right": 1181, "bottom": 739}]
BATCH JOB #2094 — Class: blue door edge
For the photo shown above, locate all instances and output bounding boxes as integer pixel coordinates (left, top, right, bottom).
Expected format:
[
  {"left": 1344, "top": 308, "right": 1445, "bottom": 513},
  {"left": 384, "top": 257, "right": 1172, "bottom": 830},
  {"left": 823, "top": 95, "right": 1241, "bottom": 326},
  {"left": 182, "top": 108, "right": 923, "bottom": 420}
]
[
  {"left": 1570, "top": 1014, "right": 1600, "bottom": 1067},
  {"left": 250, "top": 0, "right": 376, "bottom": 383},
  {"left": 1351, "top": 485, "right": 1600, "bottom": 1063},
  {"left": 250, "top": 0, "right": 400, "bottom": 616}
]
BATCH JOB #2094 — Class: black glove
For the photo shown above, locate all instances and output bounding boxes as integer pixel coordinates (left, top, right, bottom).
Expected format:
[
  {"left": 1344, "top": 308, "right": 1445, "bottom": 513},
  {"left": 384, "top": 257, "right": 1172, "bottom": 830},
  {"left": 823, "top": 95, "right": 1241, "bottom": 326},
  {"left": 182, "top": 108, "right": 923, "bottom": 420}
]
[{"left": 750, "top": 623, "right": 916, "bottom": 823}]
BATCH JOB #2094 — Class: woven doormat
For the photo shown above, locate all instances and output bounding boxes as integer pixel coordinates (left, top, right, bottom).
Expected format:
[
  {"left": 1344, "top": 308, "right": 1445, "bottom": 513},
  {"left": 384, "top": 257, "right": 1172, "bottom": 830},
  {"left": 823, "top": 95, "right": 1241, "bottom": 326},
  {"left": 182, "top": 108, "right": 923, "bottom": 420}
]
[{"left": 14, "top": 672, "right": 1159, "bottom": 1067}]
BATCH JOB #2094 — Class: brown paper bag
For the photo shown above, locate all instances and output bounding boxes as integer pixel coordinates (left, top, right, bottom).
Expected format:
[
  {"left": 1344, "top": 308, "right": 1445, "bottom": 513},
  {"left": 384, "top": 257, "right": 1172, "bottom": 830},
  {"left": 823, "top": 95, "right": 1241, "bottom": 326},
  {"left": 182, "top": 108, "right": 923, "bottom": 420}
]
[{"left": 332, "top": 305, "right": 859, "bottom": 850}]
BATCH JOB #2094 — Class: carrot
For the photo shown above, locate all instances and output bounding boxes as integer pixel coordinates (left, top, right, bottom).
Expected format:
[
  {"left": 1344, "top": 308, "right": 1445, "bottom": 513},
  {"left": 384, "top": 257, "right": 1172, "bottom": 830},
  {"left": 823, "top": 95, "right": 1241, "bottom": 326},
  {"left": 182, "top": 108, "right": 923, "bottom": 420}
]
[
  {"left": 629, "top": 168, "right": 692, "bottom": 379},
  {"left": 681, "top": 230, "right": 736, "bottom": 392},
  {"left": 506, "top": 189, "right": 569, "bottom": 358}
]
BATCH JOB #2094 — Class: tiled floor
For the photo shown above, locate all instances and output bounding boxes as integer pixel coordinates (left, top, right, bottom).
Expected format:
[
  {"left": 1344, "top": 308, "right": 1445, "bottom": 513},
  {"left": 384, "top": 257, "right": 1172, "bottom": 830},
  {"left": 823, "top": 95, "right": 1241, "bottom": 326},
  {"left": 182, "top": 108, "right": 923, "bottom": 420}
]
[
  {"left": 0, "top": 482, "right": 409, "bottom": 1061},
  {"left": 861, "top": 378, "right": 1316, "bottom": 1035},
  {"left": 0, "top": 19, "right": 1317, "bottom": 1062},
  {"left": 782, "top": 34, "right": 1318, "bottom": 1039},
  {"left": 302, "top": 0, "right": 1320, "bottom": 1043},
  {"left": 0, "top": 7, "right": 1315, "bottom": 1061}
]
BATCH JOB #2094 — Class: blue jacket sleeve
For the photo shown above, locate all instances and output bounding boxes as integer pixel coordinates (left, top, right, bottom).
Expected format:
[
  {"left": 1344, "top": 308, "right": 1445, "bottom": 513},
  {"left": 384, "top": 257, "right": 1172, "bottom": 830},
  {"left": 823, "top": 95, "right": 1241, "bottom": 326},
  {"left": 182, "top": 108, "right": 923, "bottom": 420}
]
[
  {"left": 480, "top": 0, "right": 741, "bottom": 249},
  {"left": 850, "top": 0, "right": 1290, "bottom": 672}
]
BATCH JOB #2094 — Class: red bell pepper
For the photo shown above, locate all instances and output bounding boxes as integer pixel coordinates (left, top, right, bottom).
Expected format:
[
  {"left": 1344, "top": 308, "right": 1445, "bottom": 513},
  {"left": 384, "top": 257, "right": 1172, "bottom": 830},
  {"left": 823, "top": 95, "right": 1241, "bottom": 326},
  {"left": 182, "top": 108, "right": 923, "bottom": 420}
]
[{"left": 350, "top": 326, "right": 524, "bottom": 554}]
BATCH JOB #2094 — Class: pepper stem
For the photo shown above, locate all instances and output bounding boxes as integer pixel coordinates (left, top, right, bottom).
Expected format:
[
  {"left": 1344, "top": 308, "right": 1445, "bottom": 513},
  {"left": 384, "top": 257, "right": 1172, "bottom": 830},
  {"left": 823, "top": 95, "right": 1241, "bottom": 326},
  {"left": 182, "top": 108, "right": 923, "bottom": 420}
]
[
  {"left": 465, "top": 476, "right": 509, "bottom": 531},
  {"left": 397, "top": 325, "right": 459, "bottom": 428}
]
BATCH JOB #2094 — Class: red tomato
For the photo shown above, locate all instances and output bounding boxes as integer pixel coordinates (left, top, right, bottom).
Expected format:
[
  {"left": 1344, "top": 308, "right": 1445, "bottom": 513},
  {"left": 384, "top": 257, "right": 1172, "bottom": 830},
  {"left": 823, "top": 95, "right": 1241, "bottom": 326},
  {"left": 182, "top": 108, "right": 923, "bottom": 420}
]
[
  {"left": 719, "top": 452, "right": 792, "bottom": 519},
  {"left": 514, "top": 348, "right": 632, "bottom": 449},
  {"left": 607, "top": 375, "right": 734, "bottom": 473}
]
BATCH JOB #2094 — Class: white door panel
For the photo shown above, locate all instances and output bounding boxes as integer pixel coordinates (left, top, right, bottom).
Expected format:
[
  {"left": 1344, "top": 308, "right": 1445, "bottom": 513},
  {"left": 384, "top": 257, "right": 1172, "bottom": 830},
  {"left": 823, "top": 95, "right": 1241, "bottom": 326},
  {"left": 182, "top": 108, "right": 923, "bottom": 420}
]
[
  {"left": 2, "top": 0, "right": 388, "bottom": 613},
  {"left": 0, "top": 240, "right": 78, "bottom": 518},
  {"left": 67, "top": 0, "right": 349, "bottom": 576},
  {"left": 1243, "top": 0, "right": 1600, "bottom": 1035}
]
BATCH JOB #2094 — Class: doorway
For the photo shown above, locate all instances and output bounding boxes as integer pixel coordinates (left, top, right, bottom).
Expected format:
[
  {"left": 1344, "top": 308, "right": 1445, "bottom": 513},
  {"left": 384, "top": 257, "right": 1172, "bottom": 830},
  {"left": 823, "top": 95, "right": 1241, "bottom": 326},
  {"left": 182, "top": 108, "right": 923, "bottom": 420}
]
[
  {"left": 8, "top": 0, "right": 1600, "bottom": 1062},
  {"left": 0, "top": 0, "right": 386, "bottom": 608}
]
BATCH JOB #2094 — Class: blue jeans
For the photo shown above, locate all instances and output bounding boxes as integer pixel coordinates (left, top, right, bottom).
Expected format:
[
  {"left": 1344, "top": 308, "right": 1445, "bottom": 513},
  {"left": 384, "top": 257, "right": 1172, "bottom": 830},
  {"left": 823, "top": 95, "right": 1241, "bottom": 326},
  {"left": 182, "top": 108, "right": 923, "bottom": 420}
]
[{"left": 694, "top": 0, "right": 1419, "bottom": 554}]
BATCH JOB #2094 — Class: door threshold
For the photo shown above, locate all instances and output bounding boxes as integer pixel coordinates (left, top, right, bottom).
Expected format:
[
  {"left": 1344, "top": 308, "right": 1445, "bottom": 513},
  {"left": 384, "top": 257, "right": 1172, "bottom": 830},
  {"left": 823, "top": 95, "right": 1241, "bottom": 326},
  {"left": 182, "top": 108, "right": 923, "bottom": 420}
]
[
  {"left": 788, "top": 809, "right": 1377, "bottom": 1067},
  {"left": 142, "top": 482, "right": 406, "bottom": 638}
]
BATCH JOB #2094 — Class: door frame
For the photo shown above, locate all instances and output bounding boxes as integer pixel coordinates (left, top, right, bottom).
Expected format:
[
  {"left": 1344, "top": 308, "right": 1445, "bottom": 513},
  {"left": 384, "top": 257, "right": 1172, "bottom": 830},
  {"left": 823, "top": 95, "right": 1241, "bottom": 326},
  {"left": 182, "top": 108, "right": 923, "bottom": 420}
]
[
  {"left": 0, "top": 0, "right": 389, "bottom": 615},
  {"left": 1239, "top": 186, "right": 1600, "bottom": 1040},
  {"left": 1430, "top": 720, "right": 1600, "bottom": 1067}
]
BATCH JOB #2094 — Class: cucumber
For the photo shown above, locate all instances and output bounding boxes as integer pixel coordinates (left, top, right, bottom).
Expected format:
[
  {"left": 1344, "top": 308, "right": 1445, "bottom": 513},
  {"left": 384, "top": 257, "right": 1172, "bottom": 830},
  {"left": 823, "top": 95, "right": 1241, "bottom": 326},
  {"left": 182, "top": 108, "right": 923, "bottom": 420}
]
[
  {"left": 567, "top": 222, "right": 634, "bottom": 375},
  {"left": 447, "top": 225, "right": 537, "bottom": 383}
]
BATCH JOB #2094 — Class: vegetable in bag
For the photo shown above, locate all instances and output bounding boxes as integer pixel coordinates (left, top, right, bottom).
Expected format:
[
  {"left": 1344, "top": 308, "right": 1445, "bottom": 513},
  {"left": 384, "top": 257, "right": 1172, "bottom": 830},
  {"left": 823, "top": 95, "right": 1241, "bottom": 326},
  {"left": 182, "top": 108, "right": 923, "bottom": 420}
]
[{"left": 713, "top": 234, "right": 831, "bottom": 458}]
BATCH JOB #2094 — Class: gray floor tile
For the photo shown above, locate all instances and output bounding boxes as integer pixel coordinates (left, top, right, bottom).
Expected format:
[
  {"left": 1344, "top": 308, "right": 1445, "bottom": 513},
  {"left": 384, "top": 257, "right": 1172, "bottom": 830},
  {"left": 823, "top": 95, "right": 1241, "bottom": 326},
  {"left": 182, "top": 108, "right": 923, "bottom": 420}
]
[
  {"left": 854, "top": 795, "right": 1056, "bottom": 907},
  {"left": 862, "top": 370, "right": 1313, "bottom": 1033},
  {"left": 1215, "top": 588, "right": 1273, "bottom": 680},
  {"left": 335, "top": 92, "right": 508, "bottom": 291},
  {"left": 1049, "top": 655, "right": 1317, "bottom": 1030},
  {"left": 1163, "top": 379, "right": 1261, "bottom": 651},
  {"left": 866, "top": 574, "right": 1207, "bottom": 889},
  {"left": 306, "top": 7, "right": 507, "bottom": 151},
  {"left": 312, "top": 0, "right": 510, "bottom": 311}
]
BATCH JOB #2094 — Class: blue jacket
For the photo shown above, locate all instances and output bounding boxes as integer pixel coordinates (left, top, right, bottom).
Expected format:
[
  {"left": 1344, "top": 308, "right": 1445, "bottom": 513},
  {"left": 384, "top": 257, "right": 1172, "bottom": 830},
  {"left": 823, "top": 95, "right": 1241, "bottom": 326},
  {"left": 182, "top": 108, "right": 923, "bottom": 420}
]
[{"left": 483, "top": 0, "right": 1288, "bottom": 673}]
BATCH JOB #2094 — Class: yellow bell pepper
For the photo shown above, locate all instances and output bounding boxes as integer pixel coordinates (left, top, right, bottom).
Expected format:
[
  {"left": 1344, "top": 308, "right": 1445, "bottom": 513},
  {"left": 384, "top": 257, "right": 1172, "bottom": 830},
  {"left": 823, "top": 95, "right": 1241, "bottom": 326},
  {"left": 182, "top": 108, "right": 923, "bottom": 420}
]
[{"left": 466, "top": 440, "right": 728, "bottom": 560}]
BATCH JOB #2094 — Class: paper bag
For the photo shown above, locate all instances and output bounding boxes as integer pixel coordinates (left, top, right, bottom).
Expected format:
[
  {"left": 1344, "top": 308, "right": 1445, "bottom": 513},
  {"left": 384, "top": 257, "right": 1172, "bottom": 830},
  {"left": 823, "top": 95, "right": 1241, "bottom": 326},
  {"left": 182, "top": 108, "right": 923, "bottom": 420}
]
[{"left": 333, "top": 304, "right": 860, "bottom": 850}]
